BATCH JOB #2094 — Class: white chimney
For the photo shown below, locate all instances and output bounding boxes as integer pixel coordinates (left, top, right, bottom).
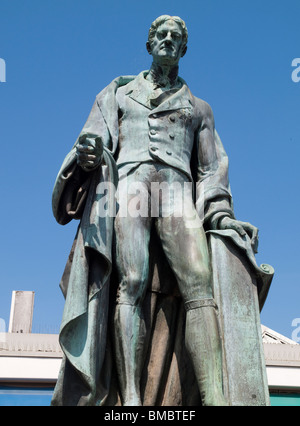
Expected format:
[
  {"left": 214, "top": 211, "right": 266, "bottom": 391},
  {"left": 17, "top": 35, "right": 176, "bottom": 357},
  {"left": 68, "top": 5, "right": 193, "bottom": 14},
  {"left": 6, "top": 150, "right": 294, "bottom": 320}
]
[{"left": 8, "top": 291, "right": 35, "bottom": 333}]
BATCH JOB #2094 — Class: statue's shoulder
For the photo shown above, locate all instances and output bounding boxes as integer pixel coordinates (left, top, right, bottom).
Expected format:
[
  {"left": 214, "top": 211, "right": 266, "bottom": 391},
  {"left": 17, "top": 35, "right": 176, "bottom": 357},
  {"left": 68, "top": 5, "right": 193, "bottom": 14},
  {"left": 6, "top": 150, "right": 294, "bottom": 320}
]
[
  {"left": 192, "top": 92, "right": 214, "bottom": 119},
  {"left": 180, "top": 77, "right": 213, "bottom": 117},
  {"left": 95, "top": 75, "right": 137, "bottom": 102}
]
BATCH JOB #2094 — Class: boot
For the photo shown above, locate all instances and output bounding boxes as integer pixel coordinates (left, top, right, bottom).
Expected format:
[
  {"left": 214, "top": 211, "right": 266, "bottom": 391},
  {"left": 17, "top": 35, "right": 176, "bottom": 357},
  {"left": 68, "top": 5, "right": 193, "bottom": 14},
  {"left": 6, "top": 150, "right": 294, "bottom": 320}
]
[
  {"left": 184, "top": 298, "right": 228, "bottom": 406},
  {"left": 114, "top": 303, "right": 146, "bottom": 406}
]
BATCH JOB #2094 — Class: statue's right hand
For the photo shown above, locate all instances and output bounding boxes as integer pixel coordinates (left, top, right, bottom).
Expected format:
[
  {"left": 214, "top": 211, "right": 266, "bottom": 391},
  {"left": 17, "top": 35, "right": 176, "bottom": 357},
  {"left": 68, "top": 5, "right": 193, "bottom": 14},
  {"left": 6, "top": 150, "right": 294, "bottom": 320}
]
[{"left": 76, "top": 134, "right": 103, "bottom": 171}]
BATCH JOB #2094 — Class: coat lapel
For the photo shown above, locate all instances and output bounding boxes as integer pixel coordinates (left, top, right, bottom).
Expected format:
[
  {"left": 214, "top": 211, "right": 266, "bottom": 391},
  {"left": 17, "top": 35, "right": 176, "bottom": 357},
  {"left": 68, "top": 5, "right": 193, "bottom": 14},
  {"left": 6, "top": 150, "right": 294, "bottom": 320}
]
[
  {"left": 126, "top": 71, "right": 194, "bottom": 113},
  {"left": 151, "top": 83, "right": 194, "bottom": 114},
  {"left": 126, "top": 71, "right": 154, "bottom": 109}
]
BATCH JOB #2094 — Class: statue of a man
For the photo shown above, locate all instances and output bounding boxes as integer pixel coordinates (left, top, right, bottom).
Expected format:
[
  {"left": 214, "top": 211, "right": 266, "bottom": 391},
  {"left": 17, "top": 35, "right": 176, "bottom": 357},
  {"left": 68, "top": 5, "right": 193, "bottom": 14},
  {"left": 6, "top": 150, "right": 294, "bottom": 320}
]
[{"left": 51, "top": 15, "right": 259, "bottom": 406}]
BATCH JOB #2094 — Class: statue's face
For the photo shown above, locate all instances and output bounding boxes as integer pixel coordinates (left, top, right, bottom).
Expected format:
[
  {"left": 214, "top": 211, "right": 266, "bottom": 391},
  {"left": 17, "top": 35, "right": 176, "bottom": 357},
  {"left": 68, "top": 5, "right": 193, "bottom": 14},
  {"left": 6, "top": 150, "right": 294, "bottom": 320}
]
[{"left": 149, "top": 20, "right": 185, "bottom": 66}]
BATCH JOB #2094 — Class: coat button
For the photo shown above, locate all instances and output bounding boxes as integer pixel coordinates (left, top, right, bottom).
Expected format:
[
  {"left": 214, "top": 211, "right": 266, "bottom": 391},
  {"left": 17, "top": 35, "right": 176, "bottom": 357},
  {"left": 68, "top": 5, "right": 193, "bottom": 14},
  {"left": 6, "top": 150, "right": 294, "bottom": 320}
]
[
  {"left": 169, "top": 133, "right": 175, "bottom": 139},
  {"left": 169, "top": 115, "right": 176, "bottom": 122},
  {"left": 166, "top": 150, "right": 172, "bottom": 155},
  {"left": 150, "top": 146, "right": 158, "bottom": 152},
  {"left": 150, "top": 129, "right": 157, "bottom": 135}
]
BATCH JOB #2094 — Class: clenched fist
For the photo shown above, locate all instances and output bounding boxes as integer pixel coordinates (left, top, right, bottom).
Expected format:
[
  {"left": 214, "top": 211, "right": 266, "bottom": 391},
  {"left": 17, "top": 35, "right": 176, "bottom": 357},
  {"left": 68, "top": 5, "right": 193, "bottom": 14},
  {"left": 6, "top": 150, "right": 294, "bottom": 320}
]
[{"left": 76, "top": 133, "right": 103, "bottom": 172}]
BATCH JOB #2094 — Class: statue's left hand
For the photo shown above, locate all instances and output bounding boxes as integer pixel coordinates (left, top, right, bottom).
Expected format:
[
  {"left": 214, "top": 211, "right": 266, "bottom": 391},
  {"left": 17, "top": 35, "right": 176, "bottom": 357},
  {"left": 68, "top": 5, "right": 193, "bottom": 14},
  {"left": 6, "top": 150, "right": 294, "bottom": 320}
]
[{"left": 219, "top": 217, "right": 259, "bottom": 253}]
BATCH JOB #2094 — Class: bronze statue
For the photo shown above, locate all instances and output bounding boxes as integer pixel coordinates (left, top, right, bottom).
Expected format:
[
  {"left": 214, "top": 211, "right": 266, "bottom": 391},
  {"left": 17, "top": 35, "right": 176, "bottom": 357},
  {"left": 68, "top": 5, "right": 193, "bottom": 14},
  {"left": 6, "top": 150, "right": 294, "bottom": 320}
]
[{"left": 51, "top": 15, "right": 273, "bottom": 406}]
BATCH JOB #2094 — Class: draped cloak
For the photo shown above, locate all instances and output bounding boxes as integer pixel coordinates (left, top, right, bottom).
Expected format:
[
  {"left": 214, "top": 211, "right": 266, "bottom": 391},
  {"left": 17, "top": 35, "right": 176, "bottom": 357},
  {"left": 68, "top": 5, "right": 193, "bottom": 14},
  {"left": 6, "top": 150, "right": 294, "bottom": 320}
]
[{"left": 51, "top": 75, "right": 273, "bottom": 406}]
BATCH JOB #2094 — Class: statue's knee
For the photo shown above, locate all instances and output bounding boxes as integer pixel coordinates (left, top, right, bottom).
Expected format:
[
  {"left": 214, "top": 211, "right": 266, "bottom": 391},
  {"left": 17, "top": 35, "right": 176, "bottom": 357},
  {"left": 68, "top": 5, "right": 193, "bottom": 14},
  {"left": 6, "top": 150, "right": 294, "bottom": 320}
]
[
  {"left": 189, "top": 263, "right": 211, "bottom": 287},
  {"left": 117, "top": 272, "right": 147, "bottom": 306},
  {"left": 180, "top": 264, "right": 213, "bottom": 302}
]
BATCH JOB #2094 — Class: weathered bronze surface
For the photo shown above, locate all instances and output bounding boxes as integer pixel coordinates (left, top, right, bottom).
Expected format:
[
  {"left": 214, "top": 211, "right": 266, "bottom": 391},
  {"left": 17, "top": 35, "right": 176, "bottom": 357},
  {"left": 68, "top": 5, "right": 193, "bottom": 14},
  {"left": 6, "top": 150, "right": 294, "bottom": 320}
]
[{"left": 51, "top": 15, "right": 273, "bottom": 406}]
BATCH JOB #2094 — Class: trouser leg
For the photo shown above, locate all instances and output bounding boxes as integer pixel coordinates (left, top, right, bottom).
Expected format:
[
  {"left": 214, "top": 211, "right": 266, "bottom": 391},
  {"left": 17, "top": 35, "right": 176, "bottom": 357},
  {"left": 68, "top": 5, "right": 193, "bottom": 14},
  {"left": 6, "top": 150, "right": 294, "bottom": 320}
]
[
  {"left": 114, "top": 211, "right": 151, "bottom": 406},
  {"left": 156, "top": 207, "right": 227, "bottom": 406}
]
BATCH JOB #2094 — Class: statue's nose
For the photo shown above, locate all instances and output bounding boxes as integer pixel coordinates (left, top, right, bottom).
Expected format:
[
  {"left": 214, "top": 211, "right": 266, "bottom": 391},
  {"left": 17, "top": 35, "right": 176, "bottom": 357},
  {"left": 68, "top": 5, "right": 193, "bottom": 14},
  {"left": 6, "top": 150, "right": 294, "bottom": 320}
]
[{"left": 164, "top": 36, "right": 173, "bottom": 45}]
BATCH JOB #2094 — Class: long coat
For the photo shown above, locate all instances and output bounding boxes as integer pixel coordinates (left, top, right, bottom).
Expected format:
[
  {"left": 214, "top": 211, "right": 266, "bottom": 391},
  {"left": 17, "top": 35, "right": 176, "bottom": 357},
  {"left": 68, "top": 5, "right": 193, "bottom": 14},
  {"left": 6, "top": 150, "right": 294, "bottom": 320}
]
[{"left": 51, "top": 74, "right": 272, "bottom": 406}]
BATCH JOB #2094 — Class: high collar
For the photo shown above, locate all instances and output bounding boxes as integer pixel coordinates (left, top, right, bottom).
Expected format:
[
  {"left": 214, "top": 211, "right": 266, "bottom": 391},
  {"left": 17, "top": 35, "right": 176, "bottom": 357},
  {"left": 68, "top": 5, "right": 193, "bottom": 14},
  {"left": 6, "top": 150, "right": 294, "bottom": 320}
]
[{"left": 146, "top": 63, "right": 180, "bottom": 89}]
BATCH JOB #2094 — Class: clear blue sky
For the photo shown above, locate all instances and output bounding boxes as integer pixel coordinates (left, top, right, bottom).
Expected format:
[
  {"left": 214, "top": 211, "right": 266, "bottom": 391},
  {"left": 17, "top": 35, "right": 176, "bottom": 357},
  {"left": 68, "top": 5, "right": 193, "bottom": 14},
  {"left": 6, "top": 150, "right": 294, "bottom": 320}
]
[{"left": 0, "top": 0, "right": 299, "bottom": 340}]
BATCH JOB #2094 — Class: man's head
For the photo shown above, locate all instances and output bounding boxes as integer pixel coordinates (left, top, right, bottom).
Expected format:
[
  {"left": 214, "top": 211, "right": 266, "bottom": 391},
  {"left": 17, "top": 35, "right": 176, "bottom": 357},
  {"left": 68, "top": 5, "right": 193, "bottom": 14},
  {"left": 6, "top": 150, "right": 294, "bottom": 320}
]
[{"left": 146, "top": 15, "right": 188, "bottom": 66}]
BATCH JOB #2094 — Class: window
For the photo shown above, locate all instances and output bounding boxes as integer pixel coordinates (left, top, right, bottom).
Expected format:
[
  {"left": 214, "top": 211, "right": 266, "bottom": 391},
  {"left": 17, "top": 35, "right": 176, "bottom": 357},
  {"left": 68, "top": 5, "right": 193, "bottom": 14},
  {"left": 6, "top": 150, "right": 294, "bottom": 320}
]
[
  {"left": 270, "top": 393, "right": 300, "bottom": 406},
  {"left": 0, "top": 385, "right": 54, "bottom": 406}
]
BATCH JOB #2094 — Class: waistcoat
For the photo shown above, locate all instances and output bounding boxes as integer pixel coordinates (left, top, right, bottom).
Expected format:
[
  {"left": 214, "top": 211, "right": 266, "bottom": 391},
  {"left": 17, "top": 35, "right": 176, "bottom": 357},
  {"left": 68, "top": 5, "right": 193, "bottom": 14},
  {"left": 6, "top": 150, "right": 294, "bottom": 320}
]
[{"left": 115, "top": 72, "right": 200, "bottom": 180}]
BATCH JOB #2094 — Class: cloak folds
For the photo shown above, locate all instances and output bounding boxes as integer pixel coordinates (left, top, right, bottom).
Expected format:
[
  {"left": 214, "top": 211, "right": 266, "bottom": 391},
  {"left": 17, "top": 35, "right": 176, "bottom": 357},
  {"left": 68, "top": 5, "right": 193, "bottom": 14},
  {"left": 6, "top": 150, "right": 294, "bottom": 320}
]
[{"left": 51, "top": 76, "right": 273, "bottom": 406}]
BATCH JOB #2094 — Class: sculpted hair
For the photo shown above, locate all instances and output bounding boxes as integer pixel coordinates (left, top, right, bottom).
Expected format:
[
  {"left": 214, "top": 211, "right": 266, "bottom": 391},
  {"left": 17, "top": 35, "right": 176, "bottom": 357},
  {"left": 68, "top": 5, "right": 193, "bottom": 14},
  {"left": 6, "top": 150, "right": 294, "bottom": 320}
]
[{"left": 148, "top": 15, "right": 188, "bottom": 48}]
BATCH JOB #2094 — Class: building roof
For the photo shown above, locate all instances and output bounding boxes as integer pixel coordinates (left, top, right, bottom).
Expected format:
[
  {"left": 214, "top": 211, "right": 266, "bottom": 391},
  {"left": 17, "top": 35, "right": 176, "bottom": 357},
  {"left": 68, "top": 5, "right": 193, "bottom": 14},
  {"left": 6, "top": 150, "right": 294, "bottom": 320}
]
[
  {"left": 262, "top": 325, "right": 298, "bottom": 345},
  {"left": 0, "top": 333, "right": 62, "bottom": 358}
]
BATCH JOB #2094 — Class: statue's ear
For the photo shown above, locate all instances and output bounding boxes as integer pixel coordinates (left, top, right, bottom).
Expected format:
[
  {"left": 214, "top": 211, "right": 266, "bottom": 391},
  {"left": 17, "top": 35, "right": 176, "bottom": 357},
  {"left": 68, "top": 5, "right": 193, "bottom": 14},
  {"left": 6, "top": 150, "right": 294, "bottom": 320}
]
[
  {"left": 146, "top": 41, "right": 152, "bottom": 55},
  {"left": 181, "top": 45, "right": 187, "bottom": 57}
]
